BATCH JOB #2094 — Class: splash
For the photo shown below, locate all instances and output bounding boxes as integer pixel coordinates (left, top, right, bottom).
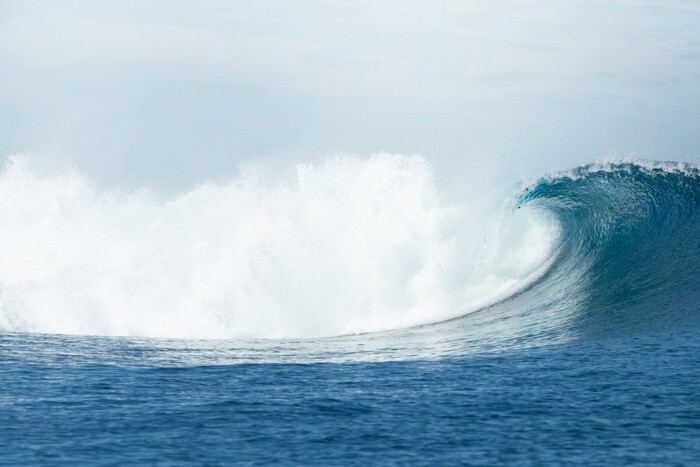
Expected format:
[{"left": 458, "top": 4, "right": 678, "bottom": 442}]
[{"left": 0, "top": 154, "right": 553, "bottom": 339}]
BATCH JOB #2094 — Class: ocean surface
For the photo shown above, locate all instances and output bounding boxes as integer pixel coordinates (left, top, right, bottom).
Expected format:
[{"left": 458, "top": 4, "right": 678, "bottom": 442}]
[{"left": 2, "top": 160, "right": 700, "bottom": 465}]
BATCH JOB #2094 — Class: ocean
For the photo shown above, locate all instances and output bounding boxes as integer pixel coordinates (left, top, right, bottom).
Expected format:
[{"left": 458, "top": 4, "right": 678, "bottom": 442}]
[{"left": 1, "top": 159, "right": 700, "bottom": 464}]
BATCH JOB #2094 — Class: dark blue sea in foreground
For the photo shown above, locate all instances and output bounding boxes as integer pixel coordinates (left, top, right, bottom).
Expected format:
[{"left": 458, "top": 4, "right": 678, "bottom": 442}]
[
  {"left": 2, "top": 329, "right": 700, "bottom": 465},
  {"left": 2, "top": 163, "right": 700, "bottom": 464}
]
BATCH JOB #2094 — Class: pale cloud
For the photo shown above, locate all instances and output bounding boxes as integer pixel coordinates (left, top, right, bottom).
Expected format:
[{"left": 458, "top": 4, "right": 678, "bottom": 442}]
[{"left": 620, "top": 0, "right": 700, "bottom": 11}]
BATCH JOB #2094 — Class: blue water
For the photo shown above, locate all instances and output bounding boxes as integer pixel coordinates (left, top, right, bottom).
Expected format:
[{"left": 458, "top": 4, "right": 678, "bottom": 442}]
[
  {"left": 2, "top": 162, "right": 700, "bottom": 464},
  {"left": 2, "top": 330, "right": 699, "bottom": 465}
]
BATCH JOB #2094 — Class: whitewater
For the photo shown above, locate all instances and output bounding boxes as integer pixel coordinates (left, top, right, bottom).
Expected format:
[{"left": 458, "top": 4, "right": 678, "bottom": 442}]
[{"left": 0, "top": 153, "right": 555, "bottom": 340}]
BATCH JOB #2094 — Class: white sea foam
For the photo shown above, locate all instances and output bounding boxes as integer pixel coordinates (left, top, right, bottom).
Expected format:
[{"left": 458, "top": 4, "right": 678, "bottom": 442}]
[{"left": 0, "top": 154, "right": 556, "bottom": 339}]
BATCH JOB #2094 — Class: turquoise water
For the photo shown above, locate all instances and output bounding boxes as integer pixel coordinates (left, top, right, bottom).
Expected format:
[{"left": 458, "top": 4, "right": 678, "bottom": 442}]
[{"left": 2, "top": 162, "right": 700, "bottom": 464}]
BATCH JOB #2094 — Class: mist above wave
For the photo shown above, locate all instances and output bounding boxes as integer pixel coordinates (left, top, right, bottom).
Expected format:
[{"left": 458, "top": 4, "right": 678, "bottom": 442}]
[{"left": 0, "top": 154, "right": 553, "bottom": 339}]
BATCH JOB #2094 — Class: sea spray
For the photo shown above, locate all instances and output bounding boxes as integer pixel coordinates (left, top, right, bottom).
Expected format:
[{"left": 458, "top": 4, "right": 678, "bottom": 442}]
[{"left": 0, "top": 154, "right": 554, "bottom": 339}]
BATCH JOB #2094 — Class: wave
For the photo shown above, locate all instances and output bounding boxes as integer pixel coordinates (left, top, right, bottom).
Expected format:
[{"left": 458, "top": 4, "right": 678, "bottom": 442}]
[{"left": 1, "top": 156, "right": 698, "bottom": 349}]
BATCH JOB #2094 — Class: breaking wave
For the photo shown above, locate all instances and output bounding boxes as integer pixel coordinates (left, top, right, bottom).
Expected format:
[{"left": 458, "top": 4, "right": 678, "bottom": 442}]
[{"left": 2, "top": 155, "right": 698, "bottom": 350}]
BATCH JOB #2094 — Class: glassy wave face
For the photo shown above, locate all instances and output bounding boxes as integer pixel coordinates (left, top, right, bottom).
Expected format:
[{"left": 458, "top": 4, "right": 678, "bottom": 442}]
[
  {"left": 0, "top": 157, "right": 699, "bottom": 358},
  {"left": 501, "top": 162, "right": 700, "bottom": 347}
]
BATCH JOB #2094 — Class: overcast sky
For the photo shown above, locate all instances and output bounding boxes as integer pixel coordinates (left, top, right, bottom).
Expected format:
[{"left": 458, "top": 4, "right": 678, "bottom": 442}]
[{"left": 1, "top": 0, "right": 699, "bottom": 194}]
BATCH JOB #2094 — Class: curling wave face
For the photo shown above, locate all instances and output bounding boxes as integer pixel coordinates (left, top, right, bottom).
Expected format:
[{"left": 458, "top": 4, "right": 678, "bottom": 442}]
[{"left": 511, "top": 162, "right": 700, "bottom": 340}]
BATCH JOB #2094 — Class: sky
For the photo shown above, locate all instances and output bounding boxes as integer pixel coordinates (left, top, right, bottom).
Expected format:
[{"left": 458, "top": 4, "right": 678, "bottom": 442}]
[{"left": 1, "top": 0, "right": 699, "bottom": 195}]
